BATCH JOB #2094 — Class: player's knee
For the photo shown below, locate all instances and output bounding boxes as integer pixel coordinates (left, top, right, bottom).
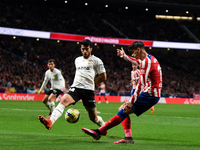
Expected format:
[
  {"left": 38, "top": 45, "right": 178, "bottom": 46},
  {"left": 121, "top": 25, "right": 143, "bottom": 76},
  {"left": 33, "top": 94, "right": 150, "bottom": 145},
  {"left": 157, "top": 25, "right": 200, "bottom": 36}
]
[
  {"left": 118, "top": 106, "right": 122, "bottom": 111},
  {"left": 118, "top": 103, "right": 125, "bottom": 111},
  {"left": 42, "top": 97, "right": 48, "bottom": 103},
  {"left": 117, "top": 109, "right": 128, "bottom": 120},
  {"left": 47, "top": 97, "right": 52, "bottom": 102},
  {"left": 60, "top": 94, "right": 74, "bottom": 106}
]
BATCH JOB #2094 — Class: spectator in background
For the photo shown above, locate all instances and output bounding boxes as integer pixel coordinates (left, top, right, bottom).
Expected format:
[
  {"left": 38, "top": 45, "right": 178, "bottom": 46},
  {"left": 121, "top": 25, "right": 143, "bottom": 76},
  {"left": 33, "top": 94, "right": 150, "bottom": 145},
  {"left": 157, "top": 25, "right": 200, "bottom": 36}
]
[{"left": 98, "top": 82, "right": 108, "bottom": 104}]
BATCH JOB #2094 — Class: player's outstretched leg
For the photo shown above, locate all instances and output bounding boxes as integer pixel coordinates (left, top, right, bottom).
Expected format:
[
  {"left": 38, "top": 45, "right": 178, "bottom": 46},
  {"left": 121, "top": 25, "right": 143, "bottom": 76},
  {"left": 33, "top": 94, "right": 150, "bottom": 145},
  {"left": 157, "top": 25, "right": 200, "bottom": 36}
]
[
  {"left": 38, "top": 115, "right": 52, "bottom": 130},
  {"left": 114, "top": 116, "right": 134, "bottom": 144},
  {"left": 82, "top": 128, "right": 102, "bottom": 140},
  {"left": 82, "top": 109, "right": 128, "bottom": 140},
  {"left": 46, "top": 112, "right": 52, "bottom": 118},
  {"left": 114, "top": 137, "right": 134, "bottom": 144}
]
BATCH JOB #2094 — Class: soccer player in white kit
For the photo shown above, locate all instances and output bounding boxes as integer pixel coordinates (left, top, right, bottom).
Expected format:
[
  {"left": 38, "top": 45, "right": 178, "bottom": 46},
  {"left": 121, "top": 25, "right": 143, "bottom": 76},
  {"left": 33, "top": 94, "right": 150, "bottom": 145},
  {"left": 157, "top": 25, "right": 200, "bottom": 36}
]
[
  {"left": 37, "top": 59, "right": 65, "bottom": 118},
  {"left": 38, "top": 39, "right": 107, "bottom": 131}
]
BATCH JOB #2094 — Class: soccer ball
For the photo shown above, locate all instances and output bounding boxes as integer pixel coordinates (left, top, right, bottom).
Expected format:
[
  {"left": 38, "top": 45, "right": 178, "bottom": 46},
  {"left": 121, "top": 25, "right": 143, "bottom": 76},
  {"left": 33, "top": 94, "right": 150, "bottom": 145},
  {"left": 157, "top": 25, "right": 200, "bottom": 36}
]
[{"left": 65, "top": 108, "right": 80, "bottom": 123}]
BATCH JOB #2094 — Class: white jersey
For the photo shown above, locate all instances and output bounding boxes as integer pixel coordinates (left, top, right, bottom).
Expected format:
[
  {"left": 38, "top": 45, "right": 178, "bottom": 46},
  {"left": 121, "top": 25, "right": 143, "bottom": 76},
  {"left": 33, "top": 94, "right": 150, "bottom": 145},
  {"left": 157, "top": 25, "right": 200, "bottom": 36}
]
[
  {"left": 39, "top": 68, "right": 65, "bottom": 92},
  {"left": 71, "top": 55, "right": 106, "bottom": 91}
]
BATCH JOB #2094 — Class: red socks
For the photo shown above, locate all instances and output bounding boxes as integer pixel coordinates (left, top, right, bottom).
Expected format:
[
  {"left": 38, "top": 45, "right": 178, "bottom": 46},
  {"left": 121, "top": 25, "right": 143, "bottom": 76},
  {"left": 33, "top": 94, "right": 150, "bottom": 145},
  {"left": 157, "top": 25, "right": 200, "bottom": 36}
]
[
  {"left": 99, "top": 115, "right": 123, "bottom": 133},
  {"left": 121, "top": 116, "right": 132, "bottom": 137},
  {"left": 99, "top": 115, "right": 132, "bottom": 138}
]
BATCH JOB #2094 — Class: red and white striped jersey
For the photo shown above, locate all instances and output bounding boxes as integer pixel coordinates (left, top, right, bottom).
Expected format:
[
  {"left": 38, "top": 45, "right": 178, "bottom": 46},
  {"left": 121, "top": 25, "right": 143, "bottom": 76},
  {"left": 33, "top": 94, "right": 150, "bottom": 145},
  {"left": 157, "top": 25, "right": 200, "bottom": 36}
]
[
  {"left": 131, "top": 69, "right": 140, "bottom": 90},
  {"left": 124, "top": 54, "right": 162, "bottom": 103}
]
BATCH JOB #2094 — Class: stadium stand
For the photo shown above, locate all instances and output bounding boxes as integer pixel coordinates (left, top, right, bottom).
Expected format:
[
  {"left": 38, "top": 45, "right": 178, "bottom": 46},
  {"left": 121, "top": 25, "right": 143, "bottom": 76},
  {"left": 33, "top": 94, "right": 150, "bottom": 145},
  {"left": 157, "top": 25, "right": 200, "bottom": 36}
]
[
  {"left": 0, "top": 0, "right": 200, "bottom": 97},
  {"left": 0, "top": 35, "right": 200, "bottom": 97},
  {"left": 0, "top": 0, "right": 199, "bottom": 42}
]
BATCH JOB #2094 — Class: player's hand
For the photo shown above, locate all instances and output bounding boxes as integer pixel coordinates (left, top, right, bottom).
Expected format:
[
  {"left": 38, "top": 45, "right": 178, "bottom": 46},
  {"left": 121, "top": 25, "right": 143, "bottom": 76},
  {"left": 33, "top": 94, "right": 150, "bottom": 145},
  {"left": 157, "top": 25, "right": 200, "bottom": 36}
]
[
  {"left": 123, "top": 102, "right": 133, "bottom": 114},
  {"left": 117, "top": 47, "right": 125, "bottom": 58},
  {"left": 131, "top": 78, "right": 136, "bottom": 82},
  {"left": 37, "top": 92, "right": 40, "bottom": 97}
]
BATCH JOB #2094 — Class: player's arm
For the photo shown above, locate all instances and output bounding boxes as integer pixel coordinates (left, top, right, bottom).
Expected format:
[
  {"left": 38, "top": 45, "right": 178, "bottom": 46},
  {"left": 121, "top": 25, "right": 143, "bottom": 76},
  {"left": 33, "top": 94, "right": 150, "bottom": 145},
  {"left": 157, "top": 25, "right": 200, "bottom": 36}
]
[
  {"left": 61, "top": 77, "right": 66, "bottom": 93},
  {"left": 95, "top": 72, "right": 107, "bottom": 85},
  {"left": 117, "top": 47, "right": 140, "bottom": 65},
  {"left": 95, "top": 58, "right": 107, "bottom": 85},
  {"left": 130, "top": 78, "right": 136, "bottom": 86},
  {"left": 37, "top": 72, "right": 49, "bottom": 96},
  {"left": 62, "top": 79, "right": 66, "bottom": 92},
  {"left": 58, "top": 70, "right": 66, "bottom": 92}
]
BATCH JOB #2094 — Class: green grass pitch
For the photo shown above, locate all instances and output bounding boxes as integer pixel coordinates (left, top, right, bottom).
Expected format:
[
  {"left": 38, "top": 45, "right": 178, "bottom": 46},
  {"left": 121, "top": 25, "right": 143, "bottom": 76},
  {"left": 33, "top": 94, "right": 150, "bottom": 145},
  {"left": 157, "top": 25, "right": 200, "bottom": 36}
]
[{"left": 0, "top": 100, "right": 200, "bottom": 150}]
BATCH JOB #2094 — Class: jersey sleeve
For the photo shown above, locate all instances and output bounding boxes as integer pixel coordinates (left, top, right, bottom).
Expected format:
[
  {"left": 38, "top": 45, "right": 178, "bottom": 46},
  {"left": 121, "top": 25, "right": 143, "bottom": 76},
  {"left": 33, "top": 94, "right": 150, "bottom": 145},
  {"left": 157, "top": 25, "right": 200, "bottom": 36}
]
[
  {"left": 123, "top": 54, "right": 141, "bottom": 66},
  {"left": 39, "top": 71, "right": 49, "bottom": 92},
  {"left": 58, "top": 70, "right": 65, "bottom": 88},
  {"left": 95, "top": 58, "right": 106, "bottom": 74}
]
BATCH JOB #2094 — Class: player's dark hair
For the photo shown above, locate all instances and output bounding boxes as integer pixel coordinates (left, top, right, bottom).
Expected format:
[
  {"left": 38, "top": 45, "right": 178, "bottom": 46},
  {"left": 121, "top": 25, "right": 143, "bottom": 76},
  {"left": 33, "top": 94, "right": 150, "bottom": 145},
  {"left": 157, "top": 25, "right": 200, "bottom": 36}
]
[
  {"left": 80, "top": 39, "right": 92, "bottom": 47},
  {"left": 128, "top": 41, "right": 145, "bottom": 52},
  {"left": 48, "top": 59, "right": 55, "bottom": 64}
]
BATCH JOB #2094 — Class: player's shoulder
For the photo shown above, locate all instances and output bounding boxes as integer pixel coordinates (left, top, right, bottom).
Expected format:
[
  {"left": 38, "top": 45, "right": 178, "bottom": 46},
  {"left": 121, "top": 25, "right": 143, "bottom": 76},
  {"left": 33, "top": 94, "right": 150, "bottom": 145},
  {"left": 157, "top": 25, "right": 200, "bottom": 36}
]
[
  {"left": 45, "top": 69, "right": 51, "bottom": 74},
  {"left": 89, "top": 55, "right": 103, "bottom": 62},
  {"left": 54, "top": 68, "right": 61, "bottom": 73},
  {"left": 145, "top": 54, "right": 158, "bottom": 62},
  {"left": 53, "top": 68, "right": 59, "bottom": 71},
  {"left": 146, "top": 54, "right": 157, "bottom": 60},
  {"left": 76, "top": 56, "right": 83, "bottom": 60},
  {"left": 75, "top": 56, "right": 84, "bottom": 62}
]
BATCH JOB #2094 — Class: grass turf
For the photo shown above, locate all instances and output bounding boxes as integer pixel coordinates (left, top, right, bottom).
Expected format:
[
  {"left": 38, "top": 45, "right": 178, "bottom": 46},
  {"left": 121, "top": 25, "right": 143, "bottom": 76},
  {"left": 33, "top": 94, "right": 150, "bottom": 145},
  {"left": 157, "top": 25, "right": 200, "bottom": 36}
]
[{"left": 0, "top": 100, "right": 200, "bottom": 150}]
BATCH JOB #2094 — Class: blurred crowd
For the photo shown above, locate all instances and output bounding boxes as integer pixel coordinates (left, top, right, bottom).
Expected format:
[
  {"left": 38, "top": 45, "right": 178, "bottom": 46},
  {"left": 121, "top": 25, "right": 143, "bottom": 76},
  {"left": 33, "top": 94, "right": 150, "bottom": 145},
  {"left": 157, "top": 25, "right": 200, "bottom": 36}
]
[
  {"left": 0, "top": 0, "right": 200, "bottom": 98},
  {"left": 0, "top": 0, "right": 199, "bottom": 43},
  {"left": 0, "top": 36, "right": 200, "bottom": 98}
]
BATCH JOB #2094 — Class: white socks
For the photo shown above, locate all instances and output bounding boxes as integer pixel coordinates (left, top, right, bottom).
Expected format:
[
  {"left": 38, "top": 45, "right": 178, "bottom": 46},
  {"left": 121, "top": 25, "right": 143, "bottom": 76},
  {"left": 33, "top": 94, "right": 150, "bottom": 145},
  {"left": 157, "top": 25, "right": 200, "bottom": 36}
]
[
  {"left": 96, "top": 116, "right": 105, "bottom": 127},
  {"left": 47, "top": 102, "right": 104, "bottom": 126},
  {"left": 49, "top": 101, "right": 55, "bottom": 112},
  {"left": 50, "top": 103, "right": 65, "bottom": 124},
  {"left": 45, "top": 101, "right": 55, "bottom": 113},
  {"left": 45, "top": 101, "right": 51, "bottom": 110}
]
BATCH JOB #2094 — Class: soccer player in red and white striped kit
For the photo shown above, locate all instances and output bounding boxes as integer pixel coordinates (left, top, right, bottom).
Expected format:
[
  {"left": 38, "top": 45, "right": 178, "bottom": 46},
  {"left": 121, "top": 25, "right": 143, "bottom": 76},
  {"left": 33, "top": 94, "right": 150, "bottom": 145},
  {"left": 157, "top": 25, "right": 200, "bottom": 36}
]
[
  {"left": 82, "top": 41, "right": 162, "bottom": 143},
  {"left": 131, "top": 63, "right": 155, "bottom": 114}
]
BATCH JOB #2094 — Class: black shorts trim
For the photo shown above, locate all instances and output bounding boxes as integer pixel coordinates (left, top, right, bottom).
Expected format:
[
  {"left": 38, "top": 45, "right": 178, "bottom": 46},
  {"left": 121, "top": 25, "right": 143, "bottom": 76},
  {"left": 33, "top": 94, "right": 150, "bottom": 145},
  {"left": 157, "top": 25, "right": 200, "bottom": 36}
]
[
  {"left": 46, "top": 89, "right": 62, "bottom": 98},
  {"left": 67, "top": 87, "right": 96, "bottom": 108}
]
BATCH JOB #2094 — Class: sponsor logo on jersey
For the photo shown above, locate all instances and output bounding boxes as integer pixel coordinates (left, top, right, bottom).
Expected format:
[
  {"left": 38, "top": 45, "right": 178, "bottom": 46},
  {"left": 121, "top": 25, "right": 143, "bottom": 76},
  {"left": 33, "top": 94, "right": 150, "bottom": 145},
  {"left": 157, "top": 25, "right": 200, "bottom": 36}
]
[
  {"left": 140, "top": 69, "right": 145, "bottom": 74},
  {"left": 77, "top": 67, "right": 90, "bottom": 70}
]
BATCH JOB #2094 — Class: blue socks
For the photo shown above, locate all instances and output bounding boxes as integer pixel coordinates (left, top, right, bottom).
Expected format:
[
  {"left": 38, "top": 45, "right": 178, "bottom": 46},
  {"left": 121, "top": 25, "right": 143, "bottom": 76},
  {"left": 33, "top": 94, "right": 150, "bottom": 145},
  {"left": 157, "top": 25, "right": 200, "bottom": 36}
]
[{"left": 117, "top": 109, "right": 128, "bottom": 120}]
